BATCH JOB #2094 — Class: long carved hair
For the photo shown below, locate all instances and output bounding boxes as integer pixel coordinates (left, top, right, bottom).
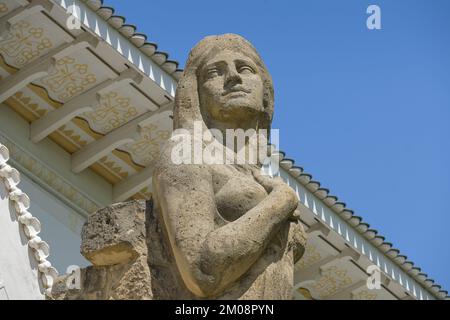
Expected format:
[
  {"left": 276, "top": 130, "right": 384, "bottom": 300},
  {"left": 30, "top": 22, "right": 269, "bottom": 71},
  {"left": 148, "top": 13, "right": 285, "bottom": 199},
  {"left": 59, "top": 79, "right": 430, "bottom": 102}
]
[{"left": 173, "top": 34, "right": 274, "bottom": 136}]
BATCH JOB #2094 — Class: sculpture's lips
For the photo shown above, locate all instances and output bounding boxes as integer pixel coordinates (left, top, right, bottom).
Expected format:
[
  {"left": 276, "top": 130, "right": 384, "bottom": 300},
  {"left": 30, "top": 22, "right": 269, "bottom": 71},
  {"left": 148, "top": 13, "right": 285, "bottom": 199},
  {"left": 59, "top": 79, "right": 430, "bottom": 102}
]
[{"left": 222, "top": 88, "right": 251, "bottom": 96}]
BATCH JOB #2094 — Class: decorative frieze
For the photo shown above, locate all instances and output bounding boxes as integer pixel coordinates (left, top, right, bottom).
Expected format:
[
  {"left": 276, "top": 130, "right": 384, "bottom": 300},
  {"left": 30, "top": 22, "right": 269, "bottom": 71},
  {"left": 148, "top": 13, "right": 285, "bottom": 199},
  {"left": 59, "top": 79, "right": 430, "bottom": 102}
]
[{"left": 0, "top": 133, "right": 100, "bottom": 215}]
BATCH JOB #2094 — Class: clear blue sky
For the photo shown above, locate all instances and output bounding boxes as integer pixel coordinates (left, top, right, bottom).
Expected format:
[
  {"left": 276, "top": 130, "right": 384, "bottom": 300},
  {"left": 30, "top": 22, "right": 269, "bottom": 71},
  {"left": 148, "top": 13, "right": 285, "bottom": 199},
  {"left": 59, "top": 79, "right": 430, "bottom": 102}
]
[{"left": 105, "top": 0, "right": 450, "bottom": 292}]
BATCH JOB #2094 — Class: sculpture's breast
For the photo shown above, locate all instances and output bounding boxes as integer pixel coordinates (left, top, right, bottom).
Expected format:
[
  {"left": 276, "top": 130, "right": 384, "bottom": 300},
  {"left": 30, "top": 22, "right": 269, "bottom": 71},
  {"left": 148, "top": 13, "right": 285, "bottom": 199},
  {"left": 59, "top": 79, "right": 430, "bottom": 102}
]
[{"left": 213, "top": 167, "right": 268, "bottom": 222}]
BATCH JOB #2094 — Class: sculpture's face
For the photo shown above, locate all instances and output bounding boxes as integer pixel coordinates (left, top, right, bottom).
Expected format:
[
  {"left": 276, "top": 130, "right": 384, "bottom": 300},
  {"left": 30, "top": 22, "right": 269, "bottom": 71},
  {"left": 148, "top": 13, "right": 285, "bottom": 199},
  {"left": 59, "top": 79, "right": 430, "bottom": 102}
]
[{"left": 198, "top": 49, "right": 264, "bottom": 122}]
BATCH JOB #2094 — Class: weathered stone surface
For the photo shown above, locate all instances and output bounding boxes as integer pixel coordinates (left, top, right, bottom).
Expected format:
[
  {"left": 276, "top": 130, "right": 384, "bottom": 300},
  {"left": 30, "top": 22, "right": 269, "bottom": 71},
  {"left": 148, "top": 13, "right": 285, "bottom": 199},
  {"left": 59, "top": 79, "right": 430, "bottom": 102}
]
[
  {"left": 50, "top": 255, "right": 153, "bottom": 300},
  {"left": 51, "top": 200, "right": 154, "bottom": 300},
  {"left": 50, "top": 34, "right": 307, "bottom": 300},
  {"left": 81, "top": 201, "right": 146, "bottom": 266},
  {"left": 145, "top": 199, "right": 196, "bottom": 299},
  {"left": 50, "top": 199, "right": 194, "bottom": 300},
  {"left": 151, "top": 34, "right": 307, "bottom": 299}
]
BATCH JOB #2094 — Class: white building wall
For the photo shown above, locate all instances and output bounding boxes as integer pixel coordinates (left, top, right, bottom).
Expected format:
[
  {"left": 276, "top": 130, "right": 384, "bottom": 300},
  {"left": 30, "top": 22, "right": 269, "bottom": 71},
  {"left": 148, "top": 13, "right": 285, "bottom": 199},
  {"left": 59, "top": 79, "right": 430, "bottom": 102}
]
[
  {"left": 19, "top": 174, "right": 88, "bottom": 273},
  {"left": 0, "top": 174, "right": 43, "bottom": 300}
]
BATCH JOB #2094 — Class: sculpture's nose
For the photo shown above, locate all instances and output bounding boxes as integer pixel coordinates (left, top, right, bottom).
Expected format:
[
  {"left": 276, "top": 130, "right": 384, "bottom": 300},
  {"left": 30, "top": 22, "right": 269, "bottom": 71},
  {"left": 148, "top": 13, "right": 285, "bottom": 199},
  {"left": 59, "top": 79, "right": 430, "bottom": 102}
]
[{"left": 224, "top": 65, "right": 242, "bottom": 89}]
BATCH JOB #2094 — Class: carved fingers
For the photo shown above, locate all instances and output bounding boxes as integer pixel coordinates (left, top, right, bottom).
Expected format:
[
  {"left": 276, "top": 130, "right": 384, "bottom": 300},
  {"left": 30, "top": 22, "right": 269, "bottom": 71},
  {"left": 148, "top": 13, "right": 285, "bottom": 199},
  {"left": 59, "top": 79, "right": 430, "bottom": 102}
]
[
  {"left": 288, "top": 202, "right": 302, "bottom": 223},
  {"left": 249, "top": 167, "right": 299, "bottom": 218},
  {"left": 250, "top": 166, "right": 284, "bottom": 193}
]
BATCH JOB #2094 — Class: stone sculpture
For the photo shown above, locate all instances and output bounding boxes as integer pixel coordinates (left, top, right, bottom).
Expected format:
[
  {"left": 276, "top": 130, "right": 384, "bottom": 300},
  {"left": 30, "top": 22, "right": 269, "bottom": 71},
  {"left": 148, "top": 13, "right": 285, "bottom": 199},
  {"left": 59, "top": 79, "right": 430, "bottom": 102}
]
[{"left": 50, "top": 34, "right": 306, "bottom": 300}]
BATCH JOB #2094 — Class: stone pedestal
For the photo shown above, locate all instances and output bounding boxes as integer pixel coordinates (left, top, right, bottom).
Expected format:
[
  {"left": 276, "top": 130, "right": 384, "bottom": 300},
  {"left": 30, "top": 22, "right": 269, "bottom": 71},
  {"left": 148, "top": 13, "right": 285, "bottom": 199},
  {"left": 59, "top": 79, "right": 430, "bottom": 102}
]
[{"left": 50, "top": 199, "right": 195, "bottom": 300}]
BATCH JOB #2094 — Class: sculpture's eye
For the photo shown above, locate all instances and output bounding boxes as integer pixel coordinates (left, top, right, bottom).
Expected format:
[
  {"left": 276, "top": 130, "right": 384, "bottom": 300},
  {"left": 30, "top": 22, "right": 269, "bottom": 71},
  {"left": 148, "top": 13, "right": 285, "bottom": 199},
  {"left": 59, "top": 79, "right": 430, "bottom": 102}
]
[
  {"left": 238, "top": 65, "right": 255, "bottom": 74},
  {"left": 206, "top": 67, "right": 221, "bottom": 79}
]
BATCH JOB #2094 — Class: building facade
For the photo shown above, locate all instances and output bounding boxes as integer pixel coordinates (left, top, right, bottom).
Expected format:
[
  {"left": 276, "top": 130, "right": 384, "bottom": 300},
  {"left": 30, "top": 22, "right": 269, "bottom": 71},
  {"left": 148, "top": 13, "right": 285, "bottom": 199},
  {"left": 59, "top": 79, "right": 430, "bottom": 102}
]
[{"left": 0, "top": 0, "right": 447, "bottom": 300}]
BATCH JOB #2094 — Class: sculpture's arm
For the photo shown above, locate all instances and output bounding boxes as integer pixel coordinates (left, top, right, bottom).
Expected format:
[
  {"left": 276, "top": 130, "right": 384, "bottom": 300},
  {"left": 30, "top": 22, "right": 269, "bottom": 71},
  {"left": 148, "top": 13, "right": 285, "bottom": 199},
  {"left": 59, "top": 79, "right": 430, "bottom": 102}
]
[
  {"left": 154, "top": 156, "right": 298, "bottom": 298},
  {"left": 198, "top": 176, "right": 298, "bottom": 296}
]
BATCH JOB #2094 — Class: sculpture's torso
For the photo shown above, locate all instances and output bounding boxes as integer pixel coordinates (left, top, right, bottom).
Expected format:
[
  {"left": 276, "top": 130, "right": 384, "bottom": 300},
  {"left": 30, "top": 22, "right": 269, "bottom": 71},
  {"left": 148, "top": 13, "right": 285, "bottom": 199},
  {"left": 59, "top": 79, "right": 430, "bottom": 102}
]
[
  {"left": 152, "top": 164, "right": 294, "bottom": 299},
  {"left": 150, "top": 34, "right": 306, "bottom": 300},
  {"left": 209, "top": 165, "right": 294, "bottom": 299}
]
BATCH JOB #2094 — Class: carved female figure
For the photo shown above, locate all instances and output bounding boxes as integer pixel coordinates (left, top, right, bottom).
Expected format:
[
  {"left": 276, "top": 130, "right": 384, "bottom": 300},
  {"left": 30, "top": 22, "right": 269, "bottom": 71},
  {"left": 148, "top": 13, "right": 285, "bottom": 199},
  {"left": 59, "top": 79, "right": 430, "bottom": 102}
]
[{"left": 153, "top": 34, "right": 305, "bottom": 299}]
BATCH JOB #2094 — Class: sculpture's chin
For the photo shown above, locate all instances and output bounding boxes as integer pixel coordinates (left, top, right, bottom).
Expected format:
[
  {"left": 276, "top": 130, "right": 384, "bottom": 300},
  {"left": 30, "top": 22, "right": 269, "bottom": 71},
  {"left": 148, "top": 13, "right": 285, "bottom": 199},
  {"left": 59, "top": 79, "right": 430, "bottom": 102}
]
[
  {"left": 223, "top": 96, "right": 256, "bottom": 108},
  {"left": 214, "top": 102, "right": 263, "bottom": 121}
]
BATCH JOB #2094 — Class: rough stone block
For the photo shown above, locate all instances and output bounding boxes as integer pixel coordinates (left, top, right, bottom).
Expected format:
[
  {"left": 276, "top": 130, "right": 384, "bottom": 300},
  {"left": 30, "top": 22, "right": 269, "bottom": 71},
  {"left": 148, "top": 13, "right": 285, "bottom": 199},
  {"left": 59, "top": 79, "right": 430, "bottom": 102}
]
[{"left": 81, "top": 200, "right": 146, "bottom": 266}]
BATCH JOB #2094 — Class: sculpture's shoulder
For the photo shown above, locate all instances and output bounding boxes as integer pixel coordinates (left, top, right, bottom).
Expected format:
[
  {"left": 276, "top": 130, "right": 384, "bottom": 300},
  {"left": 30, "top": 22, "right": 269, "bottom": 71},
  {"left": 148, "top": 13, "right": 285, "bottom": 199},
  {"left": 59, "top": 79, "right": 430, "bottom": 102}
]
[{"left": 153, "top": 132, "right": 213, "bottom": 185}]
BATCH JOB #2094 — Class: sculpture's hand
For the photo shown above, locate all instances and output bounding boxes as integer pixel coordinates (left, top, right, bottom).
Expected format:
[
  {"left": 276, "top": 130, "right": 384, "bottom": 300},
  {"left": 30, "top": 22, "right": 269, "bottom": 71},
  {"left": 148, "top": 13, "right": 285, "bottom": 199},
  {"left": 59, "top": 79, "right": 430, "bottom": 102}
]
[
  {"left": 288, "top": 218, "right": 307, "bottom": 263},
  {"left": 252, "top": 169, "right": 306, "bottom": 263},
  {"left": 250, "top": 167, "right": 299, "bottom": 218},
  {"left": 289, "top": 203, "right": 301, "bottom": 222},
  {"left": 250, "top": 169, "right": 283, "bottom": 193}
]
